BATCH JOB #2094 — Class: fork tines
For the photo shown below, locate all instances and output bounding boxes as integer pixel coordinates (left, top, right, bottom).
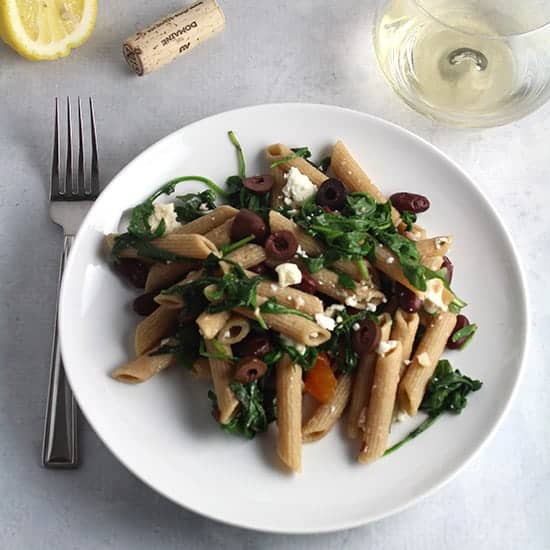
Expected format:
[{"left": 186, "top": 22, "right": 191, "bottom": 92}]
[{"left": 51, "top": 97, "right": 99, "bottom": 202}]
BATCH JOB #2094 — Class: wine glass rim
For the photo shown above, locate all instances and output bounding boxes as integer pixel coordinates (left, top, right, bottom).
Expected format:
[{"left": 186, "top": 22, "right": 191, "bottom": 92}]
[{"left": 411, "top": 0, "right": 550, "bottom": 38}]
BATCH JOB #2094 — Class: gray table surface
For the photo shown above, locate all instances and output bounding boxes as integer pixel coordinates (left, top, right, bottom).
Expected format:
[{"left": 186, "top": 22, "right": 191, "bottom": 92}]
[{"left": 1, "top": 1, "right": 549, "bottom": 548}]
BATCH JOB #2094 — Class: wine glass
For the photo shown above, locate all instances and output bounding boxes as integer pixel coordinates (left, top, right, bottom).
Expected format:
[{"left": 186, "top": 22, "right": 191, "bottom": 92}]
[{"left": 373, "top": 0, "right": 550, "bottom": 127}]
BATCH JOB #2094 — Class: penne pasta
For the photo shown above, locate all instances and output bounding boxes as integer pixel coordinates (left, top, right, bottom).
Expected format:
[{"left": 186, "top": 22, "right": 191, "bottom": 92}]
[
  {"left": 276, "top": 354, "right": 302, "bottom": 472},
  {"left": 302, "top": 374, "right": 353, "bottom": 442},
  {"left": 145, "top": 260, "right": 198, "bottom": 293},
  {"left": 235, "top": 294, "right": 331, "bottom": 347},
  {"left": 205, "top": 339, "right": 239, "bottom": 424},
  {"left": 423, "top": 255, "right": 444, "bottom": 271},
  {"left": 269, "top": 165, "right": 287, "bottom": 208},
  {"left": 196, "top": 310, "right": 232, "bottom": 340},
  {"left": 402, "top": 223, "right": 427, "bottom": 241},
  {"left": 266, "top": 143, "right": 327, "bottom": 186},
  {"left": 391, "top": 308, "right": 420, "bottom": 378},
  {"left": 217, "top": 315, "right": 251, "bottom": 344},
  {"left": 111, "top": 350, "right": 176, "bottom": 384},
  {"left": 224, "top": 243, "right": 266, "bottom": 268},
  {"left": 191, "top": 358, "right": 212, "bottom": 380},
  {"left": 203, "top": 218, "right": 234, "bottom": 248},
  {"left": 151, "top": 233, "right": 218, "bottom": 259},
  {"left": 256, "top": 278, "right": 324, "bottom": 316},
  {"left": 346, "top": 353, "right": 376, "bottom": 439},
  {"left": 358, "top": 341, "right": 403, "bottom": 464},
  {"left": 153, "top": 268, "right": 204, "bottom": 308},
  {"left": 398, "top": 311, "right": 457, "bottom": 415},
  {"left": 174, "top": 205, "right": 238, "bottom": 235},
  {"left": 134, "top": 305, "right": 179, "bottom": 356},
  {"left": 103, "top": 234, "right": 140, "bottom": 260},
  {"left": 416, "top": 236, "right": 453, "bottom": 258}
]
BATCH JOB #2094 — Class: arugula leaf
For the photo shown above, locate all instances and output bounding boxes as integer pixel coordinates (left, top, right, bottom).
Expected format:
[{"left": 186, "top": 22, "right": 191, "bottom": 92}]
[
  {"left": 451, "top": 323, "right": 478, "bottom": 347},
  {"left": 205, "top": 267, "right": 263, "bottom": 314},
  {"left": 270, "top": 147, "right": 311, "bottom": 168},
  {"left": 149, "top": 323, "right": 201, "bottom": 369},
  {"left": 401, "top": 210, "right": 417, "bottom": 232},
  {"left": 175, "top": 190, "right": 216, "bottom": 223},
  {"left": 384, "top": 360, "right": 482, "bottom": 456},
  {"left": 209, "top": 381, "right": 276, "bottom": 439},
  {"left": 318, "top": 156, "right": 331, "bottom": 173},
  {"left": 112, "top": 233, "right": 187, "bottom": 262},
  {"left": 259, "top": 297, "right": 314, "bottom": 321},
  {"left": 272, "top": 335, "right": 319, "bottom": 372},
  {"left": 301, "top": 254, "right": 326, "bottom": 274}
]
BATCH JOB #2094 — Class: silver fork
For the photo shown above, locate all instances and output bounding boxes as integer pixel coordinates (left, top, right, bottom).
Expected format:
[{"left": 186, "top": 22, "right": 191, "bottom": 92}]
[{"left": 42, "top": 97, "right": 99, "bottom": 468}]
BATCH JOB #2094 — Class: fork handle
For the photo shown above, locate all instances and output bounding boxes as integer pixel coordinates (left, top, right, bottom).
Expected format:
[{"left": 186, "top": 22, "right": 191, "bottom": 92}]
[{"left": 42, "top": 235, "right": 78, "bottom": 468}]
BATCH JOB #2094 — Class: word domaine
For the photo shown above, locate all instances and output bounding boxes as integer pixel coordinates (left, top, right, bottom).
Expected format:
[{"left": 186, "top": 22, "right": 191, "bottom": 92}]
[{"left": 161, "top": 21, "right": 198, "bottom": 47}]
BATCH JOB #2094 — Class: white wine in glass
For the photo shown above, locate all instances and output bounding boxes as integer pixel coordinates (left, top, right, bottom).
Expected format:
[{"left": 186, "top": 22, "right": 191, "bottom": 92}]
[{"left": 374, "top": 0, "right": 550, "bottom": 127}]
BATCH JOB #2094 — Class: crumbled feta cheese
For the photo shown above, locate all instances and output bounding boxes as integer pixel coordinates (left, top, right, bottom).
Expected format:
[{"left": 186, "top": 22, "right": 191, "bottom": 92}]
[
  {"left": 198, "top": 202, "right": 210, "bottom": 212},
  {"left": 324, "top": 304, "right": 345, "bottom": 317},
  {"left": 296, "top": 245, "right": 308, "bottom": 258},
  {"left": 283, "top": 197, "right": 293, "bottom": 206},
  {"left": 296, "top": 296, "right": 305, "bottom": 307},
  {"left": 423, "top": 279, "right": 448, "bottom": 314},
  {"left": 386, "top": 256, "right": 395, "bottom": 264},
  {"left": 345, "top": 295, "right": 358, "bottom": 307},
  {"left": 275, "top": 263, "right": 302, "bottom": 287},
  {"left": 352, "top": 322, "right": 360, "bottom": 331},
  {"left": 365, "top": 302, "right": 378, "bottom": 312},
  {"left": 395, "top": 410, "right": 409, "bottom": 423},
  {"left": 315, "top": 313, "right": 336, "bottom": 331},
  {"left": 270, "top": 284, "right": 279, "bottom": 292},
  {"left": 336, "top": 315, "right": 343, "bottom": 324},
  {"left": 404, "top": 359, "right": 412, "bottom": 366},
  {"left": 282, "top": 167, "right": 317, "bottom": 206},
  {"left": 311, "top": 332, "right": 319, "bottom": 338},
  {"left": 376, "top": 339, "right": 398, "bottom": 357},
  {"left": 148, "top": 203, "right": 180, "bottom": 234},
  {"left": 280, "top": 335, "right": 306, "bottom": 355},
  {"left": 287, "top": 296, "right": 292, "bottom": 301},
  {"left": 417, "top": 352, "right": 431, "bottom": 368}
]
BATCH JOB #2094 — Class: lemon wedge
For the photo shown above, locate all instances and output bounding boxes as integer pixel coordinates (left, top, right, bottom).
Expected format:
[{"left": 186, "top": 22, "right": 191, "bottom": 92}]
[{"left": 0, "top": 0, "right": 97, "bottom": 60}]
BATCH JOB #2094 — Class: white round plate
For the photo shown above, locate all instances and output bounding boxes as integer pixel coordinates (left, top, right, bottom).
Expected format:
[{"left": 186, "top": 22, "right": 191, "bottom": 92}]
[{"left": 59, "top": 104, "right": 528, "bottom": 533}]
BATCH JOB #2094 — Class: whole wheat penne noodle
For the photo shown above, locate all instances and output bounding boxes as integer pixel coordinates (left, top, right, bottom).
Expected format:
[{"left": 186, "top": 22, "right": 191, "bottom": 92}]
[
  {"left": 256, "top": 279, "right": 324, "bottom": 316},
  {"left": 346, "top": 353, "right": 376, "bottom": 439},
  {"left": 398, "top": 311, "right": 457, "bottom": 415},
  {"left": 173, "top": 205, "right": 238, "bottom": 235},
  {"left": 234, "top": 296, "right": 330, "bottom": 347},
  {"left": 112, "top": 350, "right": 176, "bottom": 384},
  {"left": 276, "top": 354, "right": 302, "bottom": 472},
  {"left": 269, "top": 211, "right": 324, "bottom": 256},
  {"left": 217, "top": 315, "right": 251, "bottom": 344},
  {"left": 311, "top": 268, "right": 385, "bottom": 309},
  {"left": 145, "top": 260, "right": 198, "bottom": 293},
  {"left": 205, "top": 339, "right": 238, "bottom": 424},
  {"left": 154, "top": 268, "right": 204, "bottom": 308},
  {"left": 270, "top": 166, "right": 287, "bottom": 208},
  {"left": 332, "top": 258, "right": 376, "bottom": 284},
  {"left": 354, "top": 314, "right": 393, "bottom": 434},
  {"left": 332, "top": 140, "right": 400, "bottom": 224},
  {"left": 302, "top": 374, "right": 353, "bottom": 442},
  {"left": 134, "top": 305, "right": 179, "bottom": 356},
  {"left": 103, "top": 234, "right": 139, "bottom": 259},
  {"left": 266, "top": 143, "right": 327, "bottom": 186},
  {"left": 203, "top": 218, "right": 234, "bottom": 248},
  {"left": 358, "top": 341, "right": 403, "bottom": 464},
  {"left": 416, "top": 236, "right": 453, "bottom": 258},
  {"left": 151, "top": 233, "right": 218, "bottom": 259},
  {"left": 196, "top": 310, "right": 232, "bottom": 340},
  {"left": 191, "top": 357, "right": 212, "bottom": 381},
  {"left": 224, "top": 243, "right": 266, "bottom": 268},
  {"left": 391, "top": 309, "right": 420, "bottom": 378}
]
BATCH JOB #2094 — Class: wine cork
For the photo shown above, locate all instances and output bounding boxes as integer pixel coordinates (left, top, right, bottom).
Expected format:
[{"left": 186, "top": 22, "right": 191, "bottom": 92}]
[{"left": 123, "top": 0, "right": 225, "bottom": 76}]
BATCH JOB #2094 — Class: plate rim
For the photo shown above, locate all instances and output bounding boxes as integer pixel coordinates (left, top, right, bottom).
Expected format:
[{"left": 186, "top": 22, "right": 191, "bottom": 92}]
[{"left": 59, "top": 102, "right": 530, "bottom": 534}]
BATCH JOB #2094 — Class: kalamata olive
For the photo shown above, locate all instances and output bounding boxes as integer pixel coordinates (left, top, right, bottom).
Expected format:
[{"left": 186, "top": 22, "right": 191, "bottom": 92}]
[
  {"left": 380, "top": 296, "right": 398, "bottom": 316},
  {"left": 441, "top": 255, "right": 454, "bottom": 283},
  {"left": 447, "top": 314, "right": 471, "bottom": 350},
  {"left": 264, "top": 230, "right": 298, "bottom": 261},
  {"left": 234, "top": 356, "right": 268, "bottom": 383},
  {"left": 293, "top": 269, "right": 317, "bottom": 294},
  {"left": 316, "top": 178, "right": 348, "bottom": 210},
  {"left": 132, "top": 292, "right": 159, "bottom": 316},
  {"left": 390, "top": 192, "right": 430, "bottom": 214},
  {"left": 242, "top": 175, "right": 274, "bottom": 194},
  {"left": 396, "top": 283, "right": 423, "bottom": 313},
  {"left": 351, "top": 319, "right": 381, "bottom": 354},
  {"left": 230, "top": 209, "right": 267, "bottom": 243},
  {"left": 233, "top": 334, "right": 272, "bottom": 358},
  {"left": 113, "top": 259, "right": 150, "bottom": 289}
]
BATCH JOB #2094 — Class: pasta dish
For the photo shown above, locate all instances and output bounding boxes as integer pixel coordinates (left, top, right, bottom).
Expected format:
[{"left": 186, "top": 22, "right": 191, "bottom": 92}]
[{"left": 104, "top": 133, "right": 481, "bottom": 473}]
